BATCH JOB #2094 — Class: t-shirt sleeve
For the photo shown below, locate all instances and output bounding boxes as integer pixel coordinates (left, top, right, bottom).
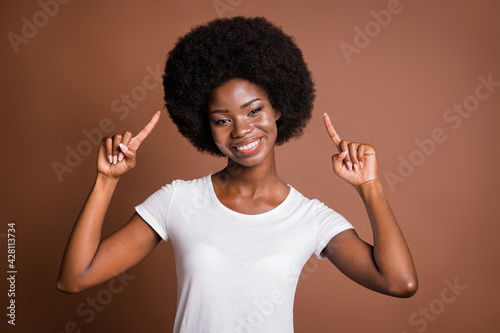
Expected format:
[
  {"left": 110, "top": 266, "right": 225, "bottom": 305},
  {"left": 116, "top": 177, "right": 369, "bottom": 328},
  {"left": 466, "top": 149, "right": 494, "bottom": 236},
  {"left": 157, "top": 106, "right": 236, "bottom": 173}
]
[
  {"left": 135, "top": 181, "right": 177, "bottom": 241},
  {"left": 313, "top": 200, "right": 354, "bottom": 259}
]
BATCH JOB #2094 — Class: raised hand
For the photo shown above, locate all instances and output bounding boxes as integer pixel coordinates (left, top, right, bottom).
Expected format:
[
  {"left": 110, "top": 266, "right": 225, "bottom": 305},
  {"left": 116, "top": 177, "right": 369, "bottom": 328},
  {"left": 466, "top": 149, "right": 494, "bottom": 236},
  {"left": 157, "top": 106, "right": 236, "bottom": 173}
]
[
  {"left": 97, "top": 111, "right": 161, "bottom": 178},
  {"left": 323, "top": 113, "right": 378, "bottom": 187}
]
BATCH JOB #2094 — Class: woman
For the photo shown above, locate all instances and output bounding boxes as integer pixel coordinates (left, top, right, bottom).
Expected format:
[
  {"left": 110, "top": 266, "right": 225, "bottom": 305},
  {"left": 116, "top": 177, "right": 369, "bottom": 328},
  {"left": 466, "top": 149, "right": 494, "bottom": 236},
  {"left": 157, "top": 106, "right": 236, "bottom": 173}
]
[{"left": 57, "top": 16, "right": 417, "bottom": 332}]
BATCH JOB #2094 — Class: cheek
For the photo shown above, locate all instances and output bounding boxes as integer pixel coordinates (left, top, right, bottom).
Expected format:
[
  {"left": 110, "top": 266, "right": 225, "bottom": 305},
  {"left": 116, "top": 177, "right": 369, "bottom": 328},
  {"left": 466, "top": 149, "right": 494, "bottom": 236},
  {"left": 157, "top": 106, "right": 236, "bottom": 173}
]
[
  {"left": 211, "top": 132, "right": 222, "bottom": 147},
  {"left": 209, "top": 125, "right": 217, "bottom": 142},
  {"left": 209, "top": 126, "right": 229, "bottom": 152},
  {"left": 260, "top": 114, "right": 279, "bottom": 136}
]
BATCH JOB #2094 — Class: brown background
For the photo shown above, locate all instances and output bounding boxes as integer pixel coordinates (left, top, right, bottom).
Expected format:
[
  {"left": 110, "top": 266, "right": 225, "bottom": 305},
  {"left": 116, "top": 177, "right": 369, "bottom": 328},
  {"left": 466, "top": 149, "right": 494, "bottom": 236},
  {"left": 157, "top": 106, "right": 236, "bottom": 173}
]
[{"left": 1, "top": 0, "right": 499, "bottom": 332}]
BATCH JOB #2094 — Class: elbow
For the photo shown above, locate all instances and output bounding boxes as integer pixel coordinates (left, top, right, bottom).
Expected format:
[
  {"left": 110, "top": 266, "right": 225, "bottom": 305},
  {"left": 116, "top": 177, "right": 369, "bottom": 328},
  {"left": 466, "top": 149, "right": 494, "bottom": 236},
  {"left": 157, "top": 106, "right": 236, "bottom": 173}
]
[
  {"left": 56, "top": 278, "right": 84, "bottom": 294},
  {"left": 390, "top": 278, "right": 418, "bottom": 298},
  {"left": 399, "top": 279, "right": 418, "bottom": 298}
]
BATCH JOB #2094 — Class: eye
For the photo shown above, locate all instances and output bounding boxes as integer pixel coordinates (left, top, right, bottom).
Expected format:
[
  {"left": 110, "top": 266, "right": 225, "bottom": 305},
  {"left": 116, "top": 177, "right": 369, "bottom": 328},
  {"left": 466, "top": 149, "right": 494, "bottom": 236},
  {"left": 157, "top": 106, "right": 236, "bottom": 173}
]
[
  {"left": 248, "top": 107, "right": 262, "bottom": 116},
  {"left": 214, "top": 119, "right": 230, "bottom": 125}
]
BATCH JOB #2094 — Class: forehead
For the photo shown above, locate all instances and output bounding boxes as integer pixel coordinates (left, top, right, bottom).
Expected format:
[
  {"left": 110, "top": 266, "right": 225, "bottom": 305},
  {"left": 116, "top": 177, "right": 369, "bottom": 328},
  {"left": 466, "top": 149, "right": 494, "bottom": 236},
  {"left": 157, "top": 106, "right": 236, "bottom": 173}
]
[{"left": 208, "top": 79, "right": 268, "bottom": 107}]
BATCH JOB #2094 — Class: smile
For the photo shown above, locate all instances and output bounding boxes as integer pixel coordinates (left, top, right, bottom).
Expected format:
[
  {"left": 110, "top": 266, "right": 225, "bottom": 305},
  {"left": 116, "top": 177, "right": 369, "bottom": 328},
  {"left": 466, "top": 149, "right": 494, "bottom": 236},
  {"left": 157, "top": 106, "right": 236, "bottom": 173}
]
[{"left": 231, "top": 138, "right": 262, "bottom": 155}]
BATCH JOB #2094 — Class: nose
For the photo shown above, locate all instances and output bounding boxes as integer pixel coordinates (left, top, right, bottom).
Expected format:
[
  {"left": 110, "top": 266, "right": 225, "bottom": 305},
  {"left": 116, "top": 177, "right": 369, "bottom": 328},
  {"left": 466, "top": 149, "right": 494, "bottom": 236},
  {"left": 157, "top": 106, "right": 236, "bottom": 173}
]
[{"left": 231, "top": 117, "right": 253, "bottom": 138}]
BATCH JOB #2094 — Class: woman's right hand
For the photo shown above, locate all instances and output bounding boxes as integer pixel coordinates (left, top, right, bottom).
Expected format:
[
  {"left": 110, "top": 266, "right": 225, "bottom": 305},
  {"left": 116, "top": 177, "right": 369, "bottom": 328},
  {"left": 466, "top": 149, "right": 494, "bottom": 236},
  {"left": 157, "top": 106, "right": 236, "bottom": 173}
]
[{"left": 97, "top": 111, "right": 161, "bottom": 178}]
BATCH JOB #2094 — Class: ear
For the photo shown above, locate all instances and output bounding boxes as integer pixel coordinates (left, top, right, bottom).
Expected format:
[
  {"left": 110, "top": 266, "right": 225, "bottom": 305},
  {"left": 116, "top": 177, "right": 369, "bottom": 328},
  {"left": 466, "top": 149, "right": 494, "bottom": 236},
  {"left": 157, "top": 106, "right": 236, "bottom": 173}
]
[{"left": 274, "top": 109, "right": 282, "bottom": 121}]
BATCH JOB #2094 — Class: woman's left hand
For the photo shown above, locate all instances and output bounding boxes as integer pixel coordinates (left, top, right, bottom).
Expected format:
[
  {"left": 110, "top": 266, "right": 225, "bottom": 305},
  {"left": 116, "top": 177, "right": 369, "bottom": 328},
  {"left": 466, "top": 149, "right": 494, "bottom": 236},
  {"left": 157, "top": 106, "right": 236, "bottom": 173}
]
[{"left": 323, "top": 113, "right": 378, "bottom": 188}]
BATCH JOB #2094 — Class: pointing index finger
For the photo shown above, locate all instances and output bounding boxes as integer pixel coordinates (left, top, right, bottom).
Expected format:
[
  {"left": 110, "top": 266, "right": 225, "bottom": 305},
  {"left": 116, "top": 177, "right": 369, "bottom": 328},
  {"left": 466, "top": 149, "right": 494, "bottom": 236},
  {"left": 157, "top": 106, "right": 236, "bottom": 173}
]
[
  {"left": 323, "top": 113, "right": 341, "bottom": 151},
  {"left": 133, "top": 111, "right": 161, "bottom": 147}
]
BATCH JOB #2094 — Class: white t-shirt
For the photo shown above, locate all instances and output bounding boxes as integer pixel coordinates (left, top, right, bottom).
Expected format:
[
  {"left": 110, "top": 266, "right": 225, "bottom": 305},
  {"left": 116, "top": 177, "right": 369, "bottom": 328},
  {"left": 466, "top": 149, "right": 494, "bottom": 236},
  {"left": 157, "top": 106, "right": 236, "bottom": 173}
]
[{"left": 135, "top": 175, "right": 354, "bottom": 333}]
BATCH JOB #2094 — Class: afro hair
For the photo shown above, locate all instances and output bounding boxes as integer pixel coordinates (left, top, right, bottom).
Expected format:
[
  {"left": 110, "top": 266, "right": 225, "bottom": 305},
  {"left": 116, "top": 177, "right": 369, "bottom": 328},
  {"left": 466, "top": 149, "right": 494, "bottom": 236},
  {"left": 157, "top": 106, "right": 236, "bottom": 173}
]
[{"left": 163, "top": 16, "right": 315, "bottom": 156}]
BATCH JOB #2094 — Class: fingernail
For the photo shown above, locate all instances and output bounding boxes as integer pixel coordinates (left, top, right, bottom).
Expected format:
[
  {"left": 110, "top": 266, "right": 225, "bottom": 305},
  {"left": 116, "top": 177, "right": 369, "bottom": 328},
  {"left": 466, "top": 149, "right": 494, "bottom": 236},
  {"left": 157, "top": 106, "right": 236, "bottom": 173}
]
[
  {"left": 360, "top": 161, "right": 364, "bottom": 168},
  {"left": 340, "top": 151, "right": 348, "bottom": 157},
  {"left": 119, "top": 143, "right": 128, "bottom": 152},
  {"left": 347, "top": 161, "right": 352, "bottom": 170},
  {"left": 113, "top": 155, "right": 117, "bottom": 164},
  {"left": 156, "top": 110, "right": 161, "bottom": 114},
  {"left": 108, "top": 155, "right": 113, "bottom": 164},
  {"left": 118, "top": 152, "right": 124, "bottom": 162},
  {"left": 354, "top": 163, "right": 359, "bottom": 172}
]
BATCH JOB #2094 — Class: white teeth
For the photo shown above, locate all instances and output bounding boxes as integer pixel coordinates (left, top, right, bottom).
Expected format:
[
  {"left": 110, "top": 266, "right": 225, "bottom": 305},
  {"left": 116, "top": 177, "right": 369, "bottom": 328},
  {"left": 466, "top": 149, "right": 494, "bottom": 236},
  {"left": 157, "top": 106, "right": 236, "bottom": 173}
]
[{"left": 235, "top": 139, "right": 259, "bottom": 151}]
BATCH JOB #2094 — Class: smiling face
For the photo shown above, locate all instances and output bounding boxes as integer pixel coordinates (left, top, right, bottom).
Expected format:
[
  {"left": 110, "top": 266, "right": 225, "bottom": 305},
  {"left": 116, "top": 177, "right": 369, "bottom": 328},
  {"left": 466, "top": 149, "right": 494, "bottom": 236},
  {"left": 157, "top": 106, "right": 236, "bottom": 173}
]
[{"left": 207, "top": 78, "right": 281, "bottom": 167}]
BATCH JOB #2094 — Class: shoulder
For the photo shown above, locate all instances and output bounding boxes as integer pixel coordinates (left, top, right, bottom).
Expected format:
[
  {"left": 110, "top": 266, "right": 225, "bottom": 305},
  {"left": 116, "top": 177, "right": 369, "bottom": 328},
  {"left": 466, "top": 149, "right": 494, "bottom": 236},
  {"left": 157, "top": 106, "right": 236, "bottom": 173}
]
[
  {"left": 170, "top": 174, "right": 211, "bottom": 190},
  {"left": 157, "top": 174, "right": 212, "bottom": 201},
  {"left": 162, "top": 174, "right": 211, "bottom": 189},
  {"left": 287, "top": 186, "right": 346, "bottom": 220},
  {"left": 287, "top": 186, "right": 327, "bottom": 214},
  {"left": 288, "top": 186, "right": 327, "bottom": 209},
  {"left": 145, "top": 174, "right": 211, "bottom": 201}
]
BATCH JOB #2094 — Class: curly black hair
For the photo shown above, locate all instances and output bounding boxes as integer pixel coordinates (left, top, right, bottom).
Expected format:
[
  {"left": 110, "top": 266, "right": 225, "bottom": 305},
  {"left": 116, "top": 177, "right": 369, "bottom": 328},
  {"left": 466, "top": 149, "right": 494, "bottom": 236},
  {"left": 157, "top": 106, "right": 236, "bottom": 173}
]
[{"left": 163, "top": 16, "right": 315, "bottom": 156}]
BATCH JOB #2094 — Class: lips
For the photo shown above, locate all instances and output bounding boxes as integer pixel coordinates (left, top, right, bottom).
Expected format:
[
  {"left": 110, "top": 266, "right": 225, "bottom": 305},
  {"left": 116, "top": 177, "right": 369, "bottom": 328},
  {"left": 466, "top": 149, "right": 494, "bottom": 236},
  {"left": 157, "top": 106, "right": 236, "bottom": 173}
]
[{"left": 230, "top": 137, "right": 262, "bottom": 155}]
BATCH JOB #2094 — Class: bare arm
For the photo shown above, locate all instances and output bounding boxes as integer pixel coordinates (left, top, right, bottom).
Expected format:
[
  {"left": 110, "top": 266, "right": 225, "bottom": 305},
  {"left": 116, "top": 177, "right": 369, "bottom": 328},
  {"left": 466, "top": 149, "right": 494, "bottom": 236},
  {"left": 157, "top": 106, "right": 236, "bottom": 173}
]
[
  {"left": 323, "top": 181, "right": 417, "bottom": 297},
  {"left": 57, "top": 112, "right": 162, "bottom": 293},
  {"left": 321, "top": 113, "right": 417, "bottom": 298}
]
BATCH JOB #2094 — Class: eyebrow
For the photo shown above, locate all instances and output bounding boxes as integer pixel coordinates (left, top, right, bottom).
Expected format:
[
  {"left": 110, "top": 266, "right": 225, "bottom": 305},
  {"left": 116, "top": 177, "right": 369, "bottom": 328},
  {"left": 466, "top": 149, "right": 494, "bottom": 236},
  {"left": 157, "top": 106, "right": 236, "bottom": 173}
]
[{"left": 209, "top": 98, "right": 262, "bottom": 114}]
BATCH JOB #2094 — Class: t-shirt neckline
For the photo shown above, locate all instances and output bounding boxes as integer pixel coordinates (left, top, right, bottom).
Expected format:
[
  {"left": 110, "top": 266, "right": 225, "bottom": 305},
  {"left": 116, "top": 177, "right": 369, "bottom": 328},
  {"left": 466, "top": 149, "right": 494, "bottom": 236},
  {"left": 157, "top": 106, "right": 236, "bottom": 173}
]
[{"left": 206, "top": 174, "right": 294, "bottom": 219}]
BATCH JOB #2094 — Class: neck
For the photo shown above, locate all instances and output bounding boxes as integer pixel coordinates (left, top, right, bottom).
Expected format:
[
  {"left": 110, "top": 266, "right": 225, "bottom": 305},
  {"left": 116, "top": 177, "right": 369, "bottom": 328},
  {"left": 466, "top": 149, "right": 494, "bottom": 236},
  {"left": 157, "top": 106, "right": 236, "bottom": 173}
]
[{"left": 216, "top": 149, "right": 283, "bottom": 195}]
